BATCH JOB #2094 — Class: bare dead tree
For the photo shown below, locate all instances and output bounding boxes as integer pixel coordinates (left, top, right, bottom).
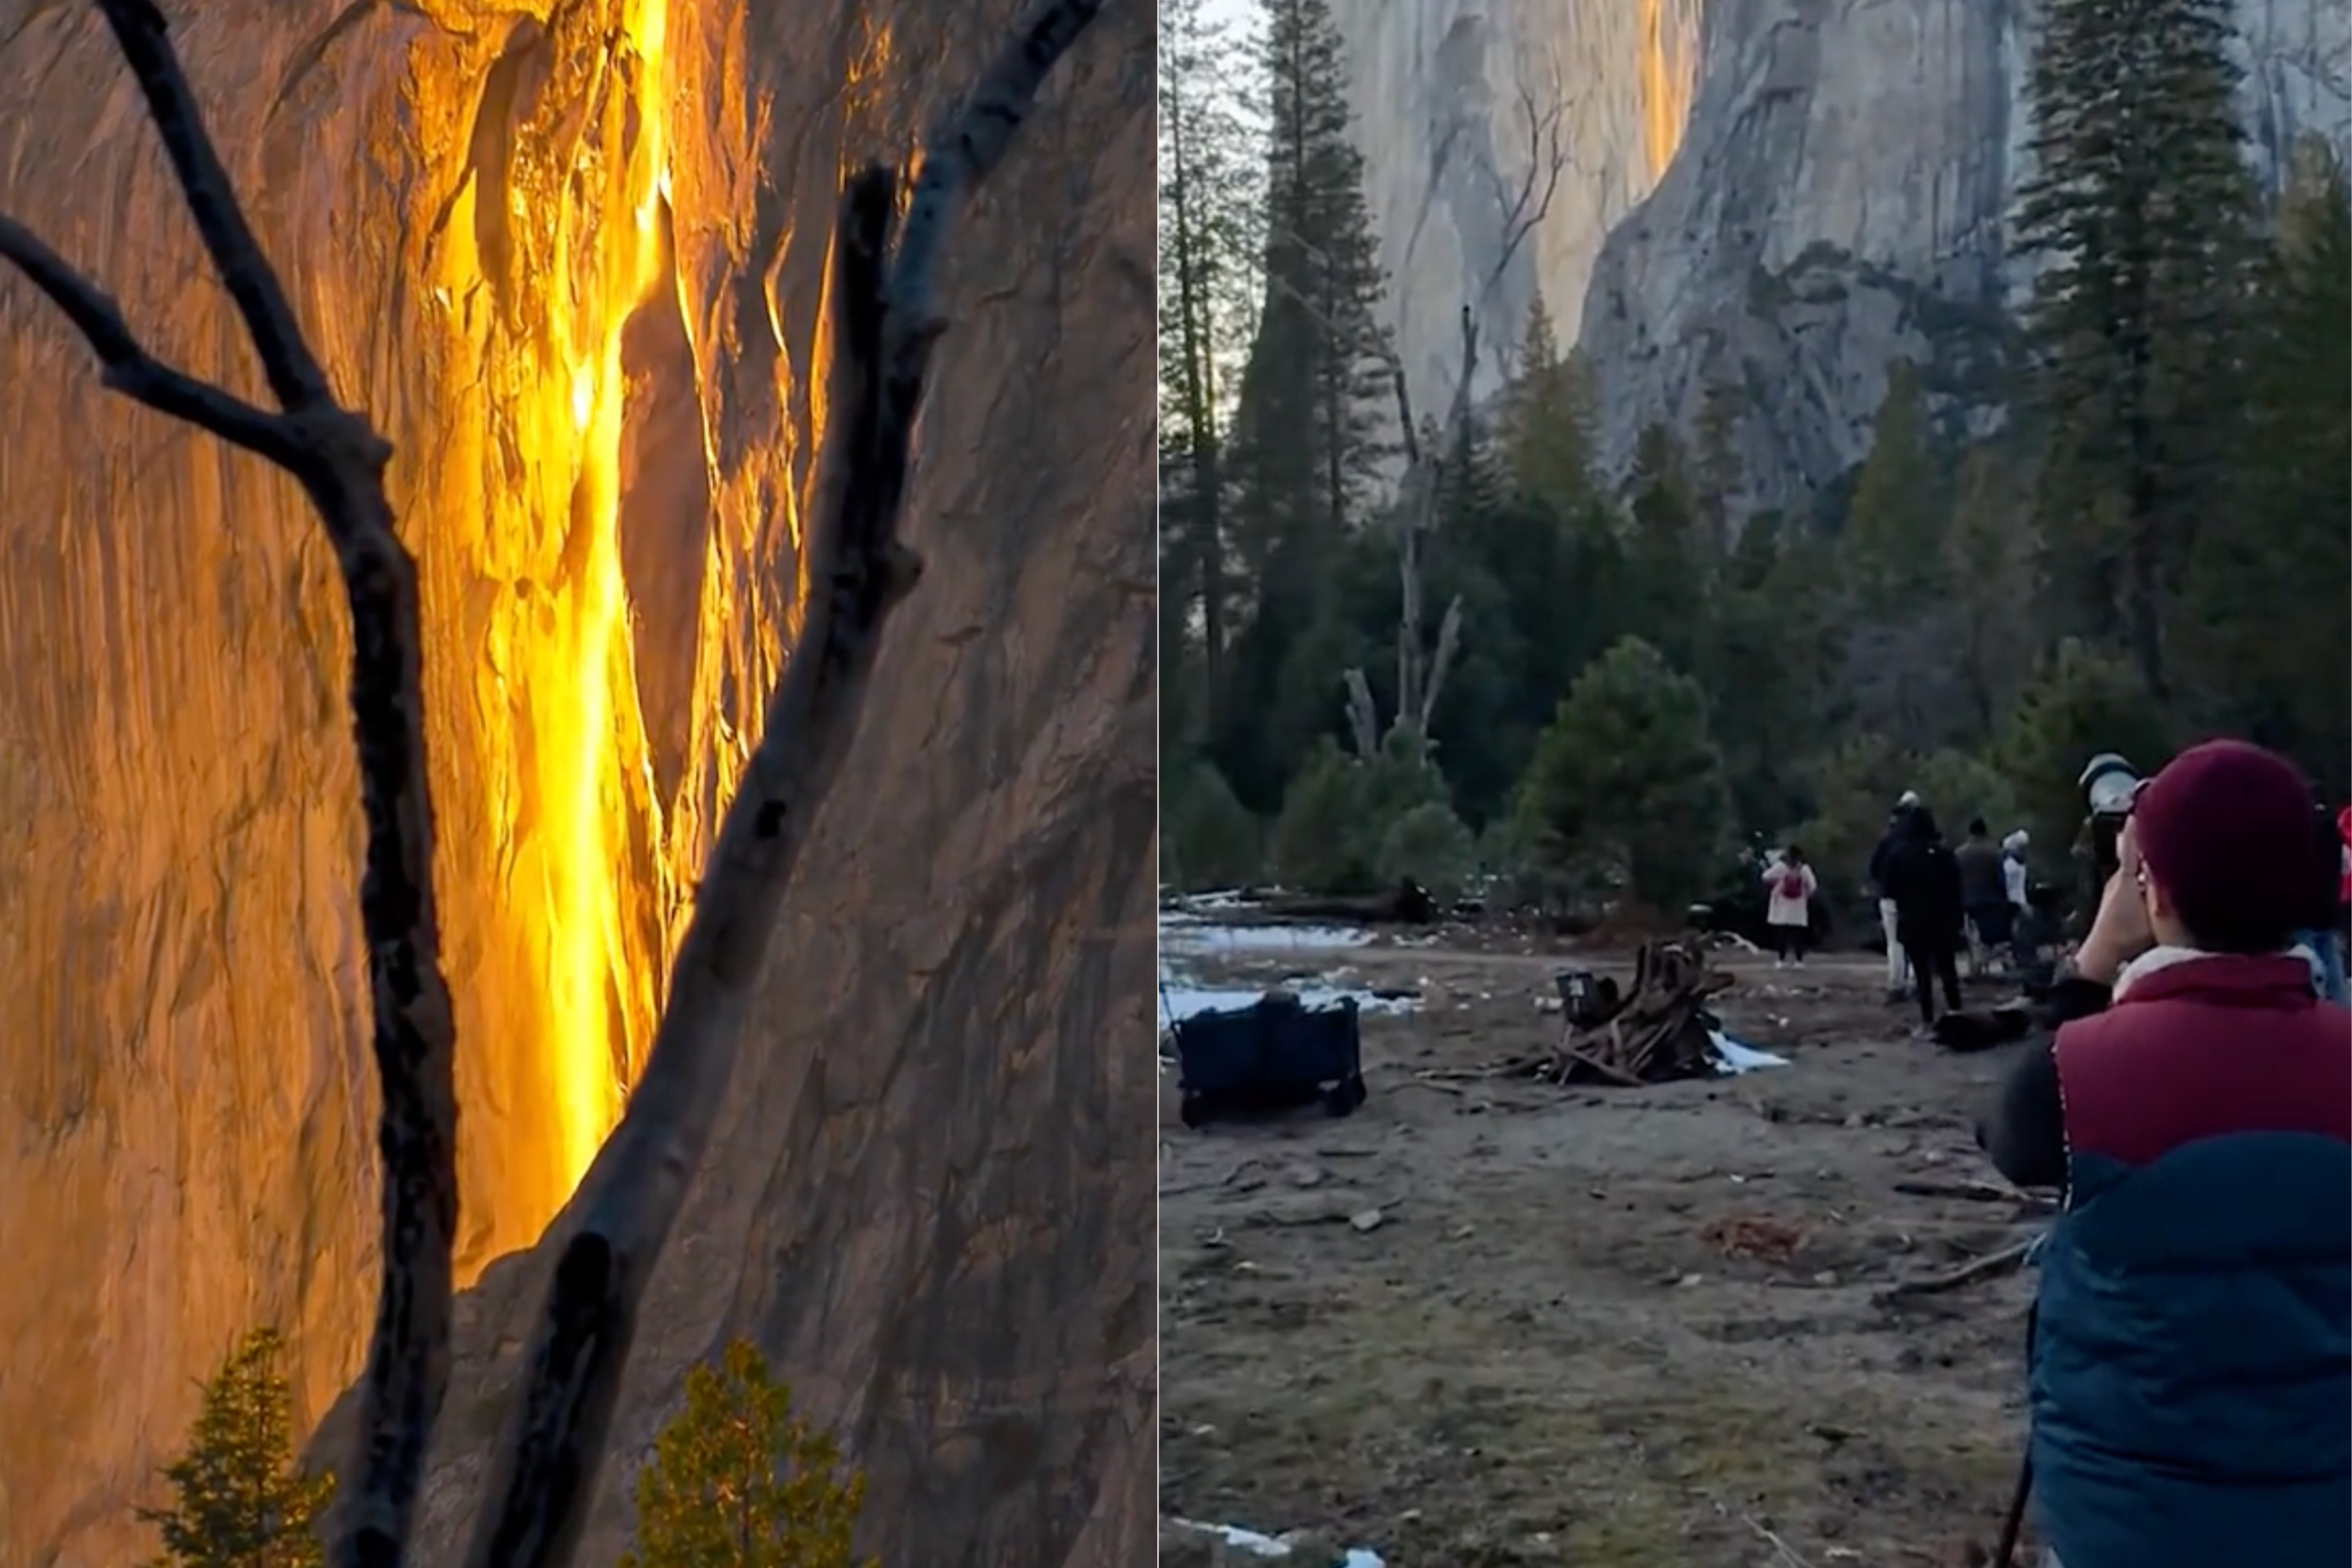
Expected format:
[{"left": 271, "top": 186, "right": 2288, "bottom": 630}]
[
  {"left": 1478, "top": 58, "right": 1575, "bottom": 319},
  {"left": 0, "top": 1, "right": 1108, "bottom": 1566},
  {"left": 1358, "top": 61, "right": 1576, "bottom": 752},
  {"left": 1341, "top": 668, "right": 1379, "bottom": 759}
]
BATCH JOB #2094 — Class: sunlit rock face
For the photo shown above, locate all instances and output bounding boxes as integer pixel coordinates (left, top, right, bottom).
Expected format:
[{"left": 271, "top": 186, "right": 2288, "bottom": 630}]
[
  {"left": 1328, "top": 0, "right": 1704, "bottom": 414},
  {"left": 1574, "top": 0, "right": 2352, "bottom": 517},
  {"left": 0, "top": 1, "right": 1154, "bottom": 1564}
]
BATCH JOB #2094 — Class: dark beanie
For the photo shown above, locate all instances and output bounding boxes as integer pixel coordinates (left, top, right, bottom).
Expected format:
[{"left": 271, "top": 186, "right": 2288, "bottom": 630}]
[{"left": 2132, "top": 740, "right": 2315, "bottom": 945}]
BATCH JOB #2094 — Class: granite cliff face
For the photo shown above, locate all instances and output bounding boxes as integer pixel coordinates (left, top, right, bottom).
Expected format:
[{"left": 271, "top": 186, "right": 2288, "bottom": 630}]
[
  {"left": 1330, "top": 0, "right": 1704, "bottom": 414},
  {"left": 1332, "top": 0, "right": 2349, "bottom": 514},
  {"left": 1572, "top": 0, "right": 2352, "bottom": 514},
  {"left": 0, "top": 3, "right": 1154, "bottom": 1565}
]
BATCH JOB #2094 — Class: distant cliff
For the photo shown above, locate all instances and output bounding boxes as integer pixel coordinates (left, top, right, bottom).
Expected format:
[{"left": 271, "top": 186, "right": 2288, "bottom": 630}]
[
  {"left": 1329, "top": 0, "right": 1704, "bottom": 415},
  {"left": 1331, "top": 0, "right": 2351, "bottom": 515},
  {"left": 0, "top": 3, "right": 1152, "bottom": 1565},
  {"left": 1575, "top": 0, "right": 2351, "bottom": 515}
]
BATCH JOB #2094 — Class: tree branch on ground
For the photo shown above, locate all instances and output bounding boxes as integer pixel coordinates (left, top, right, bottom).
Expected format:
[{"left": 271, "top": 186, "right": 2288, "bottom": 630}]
[
  {"left": 1874, "top": 1237, "right": 2037, "bottom": 1302},
  {"left": 0, "top": 1, "right": 1109, "bottom": 1565}
]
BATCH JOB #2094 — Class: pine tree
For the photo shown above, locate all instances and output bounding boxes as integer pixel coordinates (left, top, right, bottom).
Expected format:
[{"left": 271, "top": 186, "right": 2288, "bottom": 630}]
[
  {"left": 1618, "top": 423, "right": 1709, "bottom": 672},
  {"left": 1214, "top": 0, "right": 1394, "bottom": 798},
  {"left": 139, "top": 1328, "right": 332, "bottom": 1568},
  {"left": 1942, "top": 444, "right": 2038, "bottom": 742},
  {"left": 621, "top": 1340, "right": 872, "bottom": 1568},
  {"left": 1841, "top": 360, "right": 1946, "bottom": 612},
  {"left": 1435, "top": 406, "right": 1504, "bottom": 536},
  {"left": 1254, "top": 0, "right": 1392, "bottom": 533},
  {"left": 1514, "top": 636, "right": 1731, "bottom": 913},
  {"left": 1690, "top": 375, "right": 1746, "bottom": 553},
  {"left": 1500, "top": 300, "right": 1602, "bottom": 527},
  {"left": 1159, "top": 0, "right": 1266, "bottom": 736},
  {"left": 2014, "top": 0, "right": 2259, "bottom": 693},
  {"left": 2178, "top": 137, "right": 2352, "bottom": 781}
]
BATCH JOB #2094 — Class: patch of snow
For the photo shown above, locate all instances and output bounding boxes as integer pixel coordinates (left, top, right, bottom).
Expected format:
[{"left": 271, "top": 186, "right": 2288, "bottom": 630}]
[
  {"left": 1710, "top": 1031, "right": 1788, "bottom": 1074},
  {"left": 1160, "top": 920, "right": 1373, "bottom": 955},
  {"left": 1165, "top": 887, "right": 1255, "bottom": 910},
  {"left": 1158, "top": 909, "right": 1416, "bottom": 1023},
  {"left": 1170, "top": 1519, "right": 1384, "bottom": 1568}
]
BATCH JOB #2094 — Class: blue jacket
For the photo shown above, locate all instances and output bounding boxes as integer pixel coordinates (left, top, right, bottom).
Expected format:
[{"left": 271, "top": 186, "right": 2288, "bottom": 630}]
[{"left": 2029, "top": 957, "right": 2352, "bottom": 1568}]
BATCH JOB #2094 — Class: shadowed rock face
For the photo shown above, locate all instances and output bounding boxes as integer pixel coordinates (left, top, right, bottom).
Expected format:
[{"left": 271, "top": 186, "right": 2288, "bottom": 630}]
[
  {"left": 0, "top": 2, "right": 1154, "bottom": 1565},
  {"left": 1328, "top": 0, "right": 2346, "bottom": 517},
  {"left": 1573, "top": 0, "right": 2351, "bottom": 517}
]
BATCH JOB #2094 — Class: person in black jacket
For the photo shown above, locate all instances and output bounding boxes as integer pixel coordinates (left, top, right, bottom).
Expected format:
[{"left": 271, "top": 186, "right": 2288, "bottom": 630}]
[
  {"left": 1867, "top": 793, "right": 1919, "bottom": 1001},
  {"left": 1881, "top": 804, "right": 1965, "bottom": 1028}
]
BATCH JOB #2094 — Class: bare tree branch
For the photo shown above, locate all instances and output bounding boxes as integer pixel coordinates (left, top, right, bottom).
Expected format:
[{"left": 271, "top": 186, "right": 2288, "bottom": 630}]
[
  {"left": 461, "top": 5, "right": 1107, "bottom": 1566},
  {"left": 96, "top": 0, "right": 335, "bottom": 414},
  {"left": 1394, "top": 306, "right": 1478, "bottom": 729},
  {"left": 0, "top": 214, "right": 301, "bottom": 463},
  {"left": 1271, "top": 65, "right": 1573, "bottom": 754},
  {"left": 1480, "top": 63, "right": 1573, "bottom": 315},
  {"left": 1, "top": 6, "right": 460, "bottom": 1567}
]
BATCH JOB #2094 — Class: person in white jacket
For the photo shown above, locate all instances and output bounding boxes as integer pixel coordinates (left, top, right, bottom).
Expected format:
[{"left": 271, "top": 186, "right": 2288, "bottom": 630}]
[
  {"left": 2002, "top": 830, "right": 2034, "bottom": 971},
  {"left": 1763, "top": 845, "right": 1820, "bottom": 968}
]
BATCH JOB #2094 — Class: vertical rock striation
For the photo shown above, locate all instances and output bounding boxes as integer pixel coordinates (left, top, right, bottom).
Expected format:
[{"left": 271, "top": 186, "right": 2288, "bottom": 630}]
[{"left": 0, "top": 1, "right": 1153, "bottom": 1564}]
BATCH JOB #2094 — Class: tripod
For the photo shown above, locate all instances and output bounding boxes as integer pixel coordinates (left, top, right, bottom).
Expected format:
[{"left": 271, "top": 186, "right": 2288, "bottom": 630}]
[{"left": 1993, "top": 1301, "right": 2040, "bottom": 1568}]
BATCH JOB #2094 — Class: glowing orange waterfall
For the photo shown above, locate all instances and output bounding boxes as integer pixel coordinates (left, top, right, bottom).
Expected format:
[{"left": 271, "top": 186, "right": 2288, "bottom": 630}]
[
  {"left": 1639, "top": 0, "right": 1696, "bottom": 182},
  {"left": 421, "top": 0, "right": 682, "bottom": 1259},
  {"left": 531, "top": 0, "right": 675, "bottom": 1196}
]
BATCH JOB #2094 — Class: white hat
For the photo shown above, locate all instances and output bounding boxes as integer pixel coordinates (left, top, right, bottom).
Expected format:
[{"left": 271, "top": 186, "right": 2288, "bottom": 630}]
[{"left": 1897, "top": 790, "right": 1921, "bottom": 809}]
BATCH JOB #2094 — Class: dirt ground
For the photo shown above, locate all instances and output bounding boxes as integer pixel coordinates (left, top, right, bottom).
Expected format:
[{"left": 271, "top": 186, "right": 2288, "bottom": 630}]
[{"left": 1160, "top": 925, "right": 2050, "bottom": 1567}]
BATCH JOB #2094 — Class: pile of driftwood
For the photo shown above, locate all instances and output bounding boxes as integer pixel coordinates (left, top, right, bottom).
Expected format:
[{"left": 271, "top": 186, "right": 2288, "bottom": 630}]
[{"left": 1542, "top": 940, "right": 1735, "bottom": 1086}]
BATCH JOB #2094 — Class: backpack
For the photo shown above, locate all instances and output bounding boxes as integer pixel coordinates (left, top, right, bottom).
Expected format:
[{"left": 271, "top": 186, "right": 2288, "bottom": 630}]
[{"left": 1778, "top": 869, "right": 1806, "bottom": 901}]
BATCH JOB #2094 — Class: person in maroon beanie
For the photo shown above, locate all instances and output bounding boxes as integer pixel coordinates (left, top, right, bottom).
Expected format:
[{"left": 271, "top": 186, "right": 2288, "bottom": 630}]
[{"left": 1974, "top": 739, "right": 2351, "bottom": 1568}]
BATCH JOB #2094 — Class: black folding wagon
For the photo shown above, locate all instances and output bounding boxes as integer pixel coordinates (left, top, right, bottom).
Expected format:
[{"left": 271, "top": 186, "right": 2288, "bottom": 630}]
[{"left": 1170, "top": 991, "right": 1367, "bottom": 1128}]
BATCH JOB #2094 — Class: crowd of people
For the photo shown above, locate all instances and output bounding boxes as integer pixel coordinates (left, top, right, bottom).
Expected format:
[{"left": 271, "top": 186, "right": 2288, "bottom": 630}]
[
  {"left": 1759, "top": 740, "right": 2351, "bottom": 1568},
  {"left": 1676, "top": 743, "right": 2351, "bottom": 1567},
  {"left": 1760, "top": 774, "right": 2352, "bottom": 1033}
]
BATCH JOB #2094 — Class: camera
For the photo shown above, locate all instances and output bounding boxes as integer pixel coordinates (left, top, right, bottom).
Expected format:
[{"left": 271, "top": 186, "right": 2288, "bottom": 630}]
[
  {"left": 2081, "top": 753, "right": 2142, "bottom": 820},
  {"left": 2080, "top": 752, "right": 2142, "bottom": 891}
]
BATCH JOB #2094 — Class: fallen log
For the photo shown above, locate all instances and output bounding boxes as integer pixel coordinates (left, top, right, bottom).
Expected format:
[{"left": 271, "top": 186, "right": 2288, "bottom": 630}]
[{"left": 1256, "top": 878, "right": 1440, "bottom": 926}]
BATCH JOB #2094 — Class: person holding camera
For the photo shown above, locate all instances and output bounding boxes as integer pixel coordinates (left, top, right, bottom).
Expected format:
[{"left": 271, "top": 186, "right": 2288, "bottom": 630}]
[{"left": 1974, "top": 740, "right": 2349, "bottom": 1568}]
